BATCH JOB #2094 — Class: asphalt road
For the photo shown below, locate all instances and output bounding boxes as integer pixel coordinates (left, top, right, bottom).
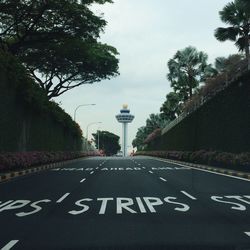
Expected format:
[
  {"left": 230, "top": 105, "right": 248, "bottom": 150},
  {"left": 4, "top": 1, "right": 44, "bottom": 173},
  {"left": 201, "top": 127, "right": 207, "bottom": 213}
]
[{"left": 0, "top": 156, "right": 250, "bottom": 250}]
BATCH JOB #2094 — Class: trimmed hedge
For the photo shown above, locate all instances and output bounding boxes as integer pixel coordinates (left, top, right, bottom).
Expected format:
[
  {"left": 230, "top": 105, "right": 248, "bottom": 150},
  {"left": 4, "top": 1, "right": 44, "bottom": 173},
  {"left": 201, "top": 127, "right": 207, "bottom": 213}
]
[
  {"left": 136, "top": 150, "right": 250, "bottom": 172},
  {"left": 147, "top": 72, "right": 250, "bottom": 153},
  {"left": 0, "top": 49, "right": 82, "bottom": 151},
  {"left": 0, "top": 151, "right": 101, "bottom": 172}
]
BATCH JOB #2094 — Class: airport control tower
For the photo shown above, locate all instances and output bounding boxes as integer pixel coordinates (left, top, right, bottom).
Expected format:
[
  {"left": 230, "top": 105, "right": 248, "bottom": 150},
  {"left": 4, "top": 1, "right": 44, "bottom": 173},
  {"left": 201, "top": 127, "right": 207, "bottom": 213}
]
[{"left": 116, "top": 104, "right": 135, "bottom": 157}]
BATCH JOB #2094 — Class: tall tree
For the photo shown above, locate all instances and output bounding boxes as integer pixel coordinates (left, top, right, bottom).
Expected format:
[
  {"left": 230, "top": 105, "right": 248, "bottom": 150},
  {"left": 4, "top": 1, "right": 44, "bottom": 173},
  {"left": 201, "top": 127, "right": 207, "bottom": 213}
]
[
  {"left": 214, "top": 54, "right": 244, "bottom": 74},
  {"left": 132, "top": 114, "right": 169, "bottom": 150},
  {"left": 132, "top": 127, "right": 147, "bottom": 151},
  {"left": 160, "top": 92, "right": 182, "bottom": 121},
  {"left": 167, "top": 46, "right": 211, "bottom": 99},
  {"left": 92, "top": 131, "right": 121, "bottom": 156},
  {"left": 0, "top": 0, "right": 119, "bottom": 98},
  {"left": 214, "top": 0, "right": 250, "bottom": 70}
]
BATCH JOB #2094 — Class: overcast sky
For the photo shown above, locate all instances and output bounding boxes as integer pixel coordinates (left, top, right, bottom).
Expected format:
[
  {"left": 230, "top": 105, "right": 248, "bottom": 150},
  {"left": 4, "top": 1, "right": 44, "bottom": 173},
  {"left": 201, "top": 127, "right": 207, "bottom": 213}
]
[{"left": 56, "top": 0, "right": 237, "bottom": 151}]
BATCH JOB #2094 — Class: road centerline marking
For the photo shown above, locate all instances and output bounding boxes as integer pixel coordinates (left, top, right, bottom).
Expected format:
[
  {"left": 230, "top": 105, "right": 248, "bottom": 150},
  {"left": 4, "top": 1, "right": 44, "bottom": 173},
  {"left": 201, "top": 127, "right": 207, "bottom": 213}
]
[
  {"left": 181, "top": 191, "right": 197, "bottom": 200},
  {"left": 1, "top": 240, "right": 19, "bottom": 250},
  {"left": 159, "top": 177, "right": 167, "bottom": 182},
  {"left": 80, "top": 178, "right": 86, "bottom": 183},
  {"left": 56, "top": 193, "right": 70, "bottom": 203},
  {"left": 245, "top": 232, "right": 250, "bottom": 237}
]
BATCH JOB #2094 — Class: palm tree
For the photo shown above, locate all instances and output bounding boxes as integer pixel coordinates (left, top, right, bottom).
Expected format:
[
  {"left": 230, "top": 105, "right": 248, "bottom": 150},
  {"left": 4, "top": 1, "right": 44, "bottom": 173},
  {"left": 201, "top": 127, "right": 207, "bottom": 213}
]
[
  {"left": 214, "top": 0, "right": 250, "bottom": 70},
  {"left": 167, "top": 46, "right": 211, "bottom": 99}
]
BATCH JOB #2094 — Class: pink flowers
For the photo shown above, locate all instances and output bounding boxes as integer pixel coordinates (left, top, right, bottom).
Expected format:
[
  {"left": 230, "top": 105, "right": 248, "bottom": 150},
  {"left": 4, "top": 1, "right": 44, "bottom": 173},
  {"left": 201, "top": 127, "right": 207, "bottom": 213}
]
[
  {"left": 135, "top": 150, "right": 250, "bottom": 170},
  {"left": 0, "top": 151, "right": 100, "bottom": 172}
]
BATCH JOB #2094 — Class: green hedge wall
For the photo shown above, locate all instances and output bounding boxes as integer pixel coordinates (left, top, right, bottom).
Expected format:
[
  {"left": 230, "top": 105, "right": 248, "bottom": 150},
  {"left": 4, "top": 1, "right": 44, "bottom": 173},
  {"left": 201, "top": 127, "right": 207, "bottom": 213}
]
[
  {"left": 0, "top": 50, "right": 82, "bottom": 152},
  {"left": 148, "top": 72, "right": 250, "bottom": 153}
]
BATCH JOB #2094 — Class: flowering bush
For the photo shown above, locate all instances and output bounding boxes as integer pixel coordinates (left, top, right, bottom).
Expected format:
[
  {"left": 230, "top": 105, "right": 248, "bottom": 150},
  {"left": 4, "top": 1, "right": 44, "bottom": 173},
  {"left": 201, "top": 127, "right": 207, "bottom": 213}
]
[
  {"left": 135, "top": 150, "right": 250, "bottom": 171},
  {"left": 0, "top": 151, "right": 100, "bottom": 172}
]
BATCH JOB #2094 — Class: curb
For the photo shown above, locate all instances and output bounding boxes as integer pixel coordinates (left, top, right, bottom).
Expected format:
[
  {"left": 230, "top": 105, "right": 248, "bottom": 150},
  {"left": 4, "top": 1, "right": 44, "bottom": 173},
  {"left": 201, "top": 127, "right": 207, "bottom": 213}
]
[
  {"left": 0, "top": 157, "right": 86, "bottom": 183},
  {"left": 146, "top": 156, "right": 250, "bottom": 180}
]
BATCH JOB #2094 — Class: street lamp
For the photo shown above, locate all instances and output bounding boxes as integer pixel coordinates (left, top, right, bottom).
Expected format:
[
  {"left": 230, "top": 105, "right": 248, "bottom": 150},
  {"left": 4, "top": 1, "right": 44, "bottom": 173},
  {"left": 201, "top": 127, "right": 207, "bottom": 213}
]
[
  {"left": 97, "top": 126, "right": 101, "bottom": 151},
  {"left": 86, "top": 122, "right": 102, "bottom": 150},
  {"left": 74, "top": 104, "right": 96, "bottom": 121}
]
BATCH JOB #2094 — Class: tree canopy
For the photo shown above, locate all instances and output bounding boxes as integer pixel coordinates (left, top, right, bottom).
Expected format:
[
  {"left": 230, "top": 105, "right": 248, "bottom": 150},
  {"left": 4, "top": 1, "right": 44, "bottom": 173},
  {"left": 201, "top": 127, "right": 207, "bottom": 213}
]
[
  {"left": 92, "top": 130, "right": 121, "bottom": 156},
  {"left": 160, "top": 92, "right": 183, "bottom": 121},
  {"left": 132, "top": 114, "right": 169, "bottom": 150},
  {"left": 167, "top": 46, "right": 212, "bottom": 100},
  {"left": 0, "top": 0, "right": 119, "bottom": 98},
  {"left": 214, "top": 0, "right": 250, "bottom": 69}
]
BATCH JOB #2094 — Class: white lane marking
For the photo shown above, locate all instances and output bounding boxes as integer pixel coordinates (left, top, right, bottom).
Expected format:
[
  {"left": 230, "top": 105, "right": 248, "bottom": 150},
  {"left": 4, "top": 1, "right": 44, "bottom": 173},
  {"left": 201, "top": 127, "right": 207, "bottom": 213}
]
[
  {"left": 244, "top": 232, "right": 250, "bottom": 237},
  {"left": 159, "top": 177, "right": 167, "bottom": 182},
  {"left": 152, "top": 157, "right": 250, "bottom": 182},
  {"left": 80, "top": 178, "right": 86, "bottom": 183},
  {"left": 1, "top": 240, "right": 19, "bottom": 250},
  {"left": 56, "top": 193, "right": 70, "bottom": 203},
  {"left": 90, "top": 171, "right": 94, "bottom": 175},
  {"left": 181, "top": 191, "right": 197, "bottom": 200},
  {"left": 149, "top": 171, "right": 153, "bottom": 174}
]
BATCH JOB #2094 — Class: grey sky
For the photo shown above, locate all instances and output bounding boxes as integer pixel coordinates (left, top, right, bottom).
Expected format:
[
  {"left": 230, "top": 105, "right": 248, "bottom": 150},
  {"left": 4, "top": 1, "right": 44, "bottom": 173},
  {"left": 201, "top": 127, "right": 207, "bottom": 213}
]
[{"left": 56, "top": 0, "right": 237, "bottom": 150}]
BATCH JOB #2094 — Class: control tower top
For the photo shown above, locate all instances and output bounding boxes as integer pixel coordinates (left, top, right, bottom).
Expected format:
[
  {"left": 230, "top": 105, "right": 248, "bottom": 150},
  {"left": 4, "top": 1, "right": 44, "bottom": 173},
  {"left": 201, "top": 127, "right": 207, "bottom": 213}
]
[{"left": 116, "top": 104, "right": 135, "bottom": 123}]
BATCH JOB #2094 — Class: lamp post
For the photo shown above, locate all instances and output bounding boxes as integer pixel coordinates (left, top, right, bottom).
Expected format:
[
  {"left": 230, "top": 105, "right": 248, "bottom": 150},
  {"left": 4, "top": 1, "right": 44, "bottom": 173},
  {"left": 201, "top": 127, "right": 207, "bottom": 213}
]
[
  {"left": 97, "top": 127, "right": 101, "bottom": 151},
  {"left": 86, "top": 122, "right": 102, "bottom": 151},
  {"left": 74, "top": 104, "right": 96, "bottom": 121}
]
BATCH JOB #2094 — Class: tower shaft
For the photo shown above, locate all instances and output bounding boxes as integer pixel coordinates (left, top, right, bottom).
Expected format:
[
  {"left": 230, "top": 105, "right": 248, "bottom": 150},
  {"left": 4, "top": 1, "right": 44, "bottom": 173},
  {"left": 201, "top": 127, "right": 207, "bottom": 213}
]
[{"left": 122, "top": 123, "right": 128, "bottom": 157}]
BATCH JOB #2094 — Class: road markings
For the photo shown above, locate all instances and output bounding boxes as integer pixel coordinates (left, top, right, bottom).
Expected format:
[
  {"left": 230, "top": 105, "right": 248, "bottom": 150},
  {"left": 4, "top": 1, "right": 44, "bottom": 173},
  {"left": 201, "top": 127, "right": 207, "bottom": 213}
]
[
  {"left": 1, "top": 240, "right": 19, "bottom": 250},
  {"left": 90, "top": 171, "right": 94, "bottom": 175},
  {"left": 152, "top": 158, "right": 250, "bottom": 182},
  {"left": 149, "top": 171, "right": 153, "bottom": 174},
  {"left": 244, "top": 232, "right": 250, "bottom": 237},
  {"left": 181, "top": 191, "right": 197, "bottom": 200},
  {"left": 56, "top": 193, "right": 70, "bottom": 203},
  {"left": 80, "top": 178, "right": 86, "bottom": 183},
  {"left": 159, "top": 177, "right": 167, "bottom": 182}
]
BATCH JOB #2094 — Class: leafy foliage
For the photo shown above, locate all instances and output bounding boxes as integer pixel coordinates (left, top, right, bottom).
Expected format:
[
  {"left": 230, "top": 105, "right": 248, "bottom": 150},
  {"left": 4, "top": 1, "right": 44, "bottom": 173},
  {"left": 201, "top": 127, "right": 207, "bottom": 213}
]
[
  {"left": 167, "top": 46, "right": 212, "bottom": 99},
  {"left": 92, "top": 131, "right": 121, "bottom": 156},
  {"left": 214, "top": 0, "right": 250, "bottom": 69},
  {"left": 160, "top": 92, "right": 183, "bottom": 121},
  {"left": 0, "top": 151, "right": 101, "bottom": 172},
  {"left": 132, "top": 114, "right": 169, "bottom": 150},
  {"left": 0, "top": 0, "right": 119, "bottom": 98},
  {"left": 135, "top": 151, "right": 250, "bottom": 170},
  {"left": 0, "top": 49, "right": 82, "bottom": 139}
]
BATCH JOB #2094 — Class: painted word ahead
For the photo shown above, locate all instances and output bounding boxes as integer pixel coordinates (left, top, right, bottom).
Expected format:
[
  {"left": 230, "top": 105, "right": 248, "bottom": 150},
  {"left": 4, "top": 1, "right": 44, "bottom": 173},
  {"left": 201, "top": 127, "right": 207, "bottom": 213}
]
[{"left": 51, "top": 167, "right": 190, "bottom": 172}]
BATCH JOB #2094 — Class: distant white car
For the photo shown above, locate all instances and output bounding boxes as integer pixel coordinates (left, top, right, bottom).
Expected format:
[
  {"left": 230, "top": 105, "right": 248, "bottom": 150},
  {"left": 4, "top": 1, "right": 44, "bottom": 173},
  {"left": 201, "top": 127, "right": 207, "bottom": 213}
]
[{"left": 116, "top": 151, "right": 123, "bottom": 157}]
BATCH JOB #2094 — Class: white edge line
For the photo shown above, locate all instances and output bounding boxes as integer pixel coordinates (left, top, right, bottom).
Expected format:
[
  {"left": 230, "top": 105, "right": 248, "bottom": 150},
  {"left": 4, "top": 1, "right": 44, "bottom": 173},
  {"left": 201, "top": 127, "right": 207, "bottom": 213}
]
[
  {"left": 159, "top": 177, "right": 167, "bottom": 182},
  {"left": 152, "top": 157, "right": 250, "bottom": 182},
  {"left": 80, "top": 178, "right": 86, "bottom": 183},
  {"left": 245, "top": 232, "right": 250, "bottom": 237},
  {"left": 1, "top": 240, "right": 19, "bottom": 250},
  {"left": 56, "top": 193, "right": 70, "bottom": 203},
  {"left": 181, "top": 191, "right": 197, "bottom": 200}
]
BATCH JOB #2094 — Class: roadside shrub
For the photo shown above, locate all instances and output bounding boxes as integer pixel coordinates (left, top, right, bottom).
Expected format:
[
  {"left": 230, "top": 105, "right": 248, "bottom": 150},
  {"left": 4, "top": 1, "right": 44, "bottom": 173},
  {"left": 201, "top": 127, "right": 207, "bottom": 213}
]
[
  {"left": 135, "top": 150, "right": 250, "bottom": 171},
  {"left": 0, "top": 151, "right": 100, "bottom": 172}
]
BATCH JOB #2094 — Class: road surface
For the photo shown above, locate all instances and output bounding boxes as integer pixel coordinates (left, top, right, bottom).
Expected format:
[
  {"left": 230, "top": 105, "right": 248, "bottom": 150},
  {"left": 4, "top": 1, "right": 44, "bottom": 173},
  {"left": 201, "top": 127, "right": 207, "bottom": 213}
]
[{"left": 0, "top": 156, "right": 250, "bottom": 250}]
